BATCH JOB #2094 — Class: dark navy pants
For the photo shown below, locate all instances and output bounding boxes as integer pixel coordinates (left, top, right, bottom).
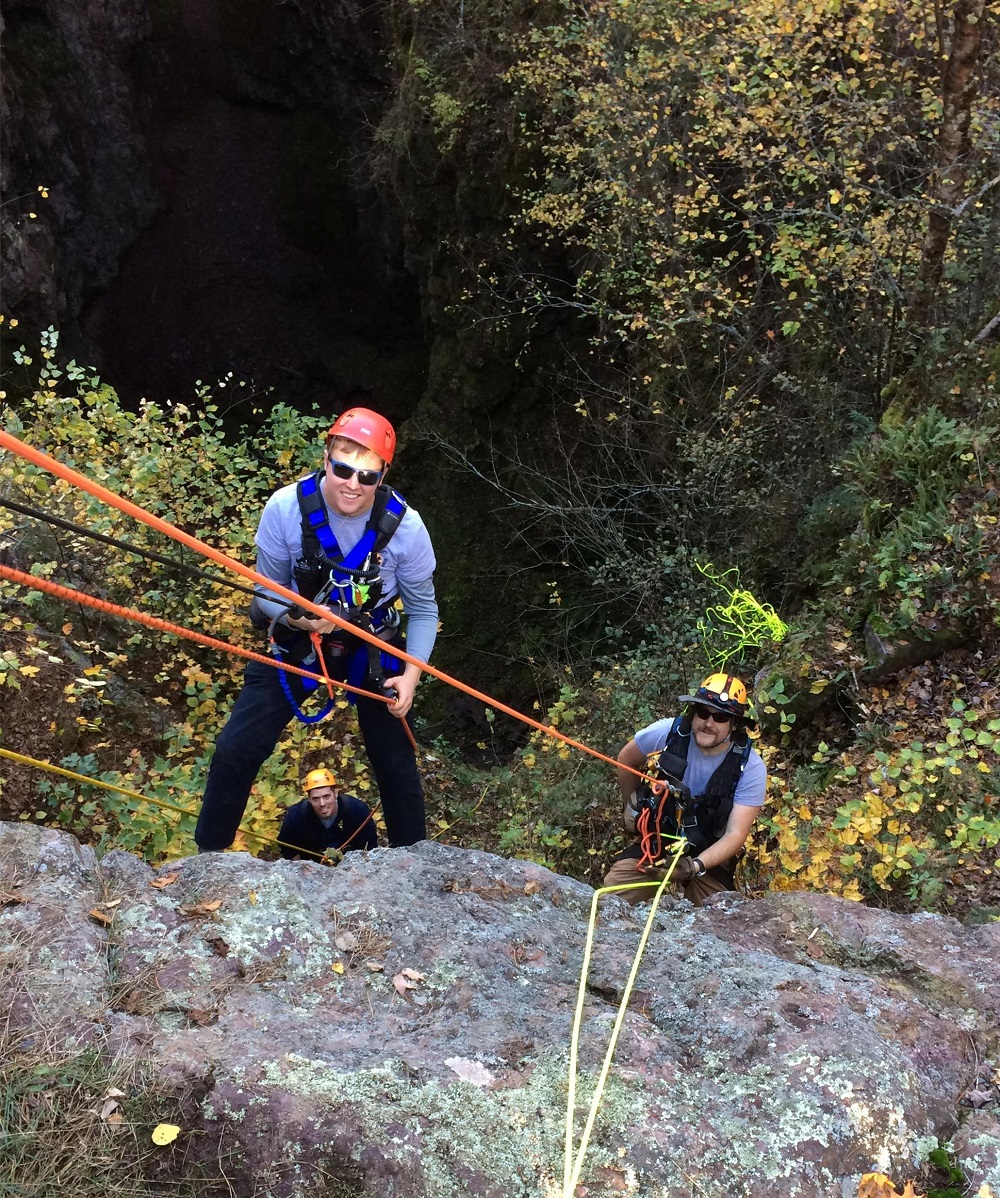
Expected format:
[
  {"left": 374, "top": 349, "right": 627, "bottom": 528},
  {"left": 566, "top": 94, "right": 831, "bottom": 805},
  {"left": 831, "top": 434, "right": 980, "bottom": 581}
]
[{"left": 195, "top": 657, "right": 425, "bottom": 850}]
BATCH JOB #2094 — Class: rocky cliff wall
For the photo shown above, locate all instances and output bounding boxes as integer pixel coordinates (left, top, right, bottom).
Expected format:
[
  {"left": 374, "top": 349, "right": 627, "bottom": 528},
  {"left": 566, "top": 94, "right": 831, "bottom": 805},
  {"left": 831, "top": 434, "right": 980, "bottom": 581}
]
[
  {"left": 0, "top": 0, "right": 426, "bottom": 411},
  {"left": 2, "top": 822, "right": 998, "bottom": 1197}
]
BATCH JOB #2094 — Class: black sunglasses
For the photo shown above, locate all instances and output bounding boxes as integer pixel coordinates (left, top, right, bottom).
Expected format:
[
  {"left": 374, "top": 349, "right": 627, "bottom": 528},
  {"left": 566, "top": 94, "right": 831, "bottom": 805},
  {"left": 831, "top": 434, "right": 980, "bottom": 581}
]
[
  {"left": 692, "top": 704, "right": 733, "bottom": 724},
  {"left": 327, "top": 458, "right": 383, "bottom": 487}
]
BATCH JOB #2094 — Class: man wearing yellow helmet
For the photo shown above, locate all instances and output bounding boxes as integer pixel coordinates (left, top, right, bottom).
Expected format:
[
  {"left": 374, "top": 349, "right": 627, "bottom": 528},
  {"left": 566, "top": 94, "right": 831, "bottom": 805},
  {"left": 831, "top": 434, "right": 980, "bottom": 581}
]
[
  {"left": 277, "top": 768, "right": 377, "bottom": 860},
  {"left": 603, "top": 673, "right": 767, "bottom": 905}
]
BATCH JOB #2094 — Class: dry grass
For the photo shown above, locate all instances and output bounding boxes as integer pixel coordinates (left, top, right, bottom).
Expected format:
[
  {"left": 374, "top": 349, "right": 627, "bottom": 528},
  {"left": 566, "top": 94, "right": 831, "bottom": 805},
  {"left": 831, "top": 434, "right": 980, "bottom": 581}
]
[{"left": 0, "top": 970, "right": 235, "bottom": 1198}]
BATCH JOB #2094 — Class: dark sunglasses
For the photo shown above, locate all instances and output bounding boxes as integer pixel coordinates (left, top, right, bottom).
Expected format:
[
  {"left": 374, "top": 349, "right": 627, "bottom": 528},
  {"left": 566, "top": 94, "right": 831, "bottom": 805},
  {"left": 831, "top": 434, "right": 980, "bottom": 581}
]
[
  {"left": 692, "top": 704, "right": 733, "bottom": 724},
  {"left": 327, "top": 458, "right": 383, "bottom": 487}
]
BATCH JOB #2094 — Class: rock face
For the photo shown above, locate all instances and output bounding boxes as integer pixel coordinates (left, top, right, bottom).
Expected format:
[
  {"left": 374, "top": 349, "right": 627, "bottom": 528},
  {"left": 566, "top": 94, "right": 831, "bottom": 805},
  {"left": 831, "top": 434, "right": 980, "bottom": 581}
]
[
  {"left": 0, "top": 0, "right": 160, "bottom": 335},
  {"left": 1, "top": 822, "right": 998, "bottom": 1197},
  {"left": 1, "top": 0, "right": 425, "bottom": 410}
]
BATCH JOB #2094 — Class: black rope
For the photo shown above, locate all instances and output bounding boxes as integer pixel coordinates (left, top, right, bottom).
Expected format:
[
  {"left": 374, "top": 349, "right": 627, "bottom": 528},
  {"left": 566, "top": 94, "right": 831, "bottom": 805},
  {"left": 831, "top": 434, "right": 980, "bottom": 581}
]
[{"left": 0, "top": 494, "right": 293, "bottom": 609}]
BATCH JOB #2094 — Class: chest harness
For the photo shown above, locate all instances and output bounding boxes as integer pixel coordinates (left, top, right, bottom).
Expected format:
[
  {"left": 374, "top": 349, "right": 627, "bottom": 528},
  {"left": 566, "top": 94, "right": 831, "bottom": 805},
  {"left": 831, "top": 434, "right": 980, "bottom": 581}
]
[
  {"left": 265, "top": 474, "right": 407, "bottom": 722},
  {"left": 635, "top": 716, "right": 752, "bottom": 870}
]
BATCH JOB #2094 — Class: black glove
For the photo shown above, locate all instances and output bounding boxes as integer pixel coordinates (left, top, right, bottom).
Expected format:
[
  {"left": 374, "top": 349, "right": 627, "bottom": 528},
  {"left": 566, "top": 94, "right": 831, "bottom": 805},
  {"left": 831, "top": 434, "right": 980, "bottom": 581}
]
[{"left": 672, "top": 856, "right": 702, "bottom": 885}]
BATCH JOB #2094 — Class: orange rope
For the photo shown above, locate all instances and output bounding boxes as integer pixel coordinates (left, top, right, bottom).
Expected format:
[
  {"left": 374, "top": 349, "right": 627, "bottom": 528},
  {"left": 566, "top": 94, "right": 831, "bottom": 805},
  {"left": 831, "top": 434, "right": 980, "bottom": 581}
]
[
  {"left": 0, "top": 564, "right": 384, "bottom": 703},
  {"left": 0, "top": 430, "right": 652, "bottom": 785}
]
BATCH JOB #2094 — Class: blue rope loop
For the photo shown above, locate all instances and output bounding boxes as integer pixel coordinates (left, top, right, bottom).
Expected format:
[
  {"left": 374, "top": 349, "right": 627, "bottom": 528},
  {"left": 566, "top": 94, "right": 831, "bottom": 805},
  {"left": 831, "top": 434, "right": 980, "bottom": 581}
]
[{"left": 276, "top": 657, "right": 335, "bottom": 724}]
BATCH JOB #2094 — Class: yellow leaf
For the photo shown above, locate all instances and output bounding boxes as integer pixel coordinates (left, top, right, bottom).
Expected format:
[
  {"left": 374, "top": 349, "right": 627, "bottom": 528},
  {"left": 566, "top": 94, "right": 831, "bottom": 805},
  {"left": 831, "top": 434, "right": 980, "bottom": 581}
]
[
  {"left": 829, "top": 189, "right": 843, "bottom": 204},
  {"left": 19, "top": 665, "right": 41, "bottom": 677},
  {"left": 332, "top": 961, "right": 345, "bottom": 974},
  {"left": 248, "top": 891, "right": 258, "bottom": 905},
  {"left": 151, "top": 1123, "right": 180, "bottom": 1145}
]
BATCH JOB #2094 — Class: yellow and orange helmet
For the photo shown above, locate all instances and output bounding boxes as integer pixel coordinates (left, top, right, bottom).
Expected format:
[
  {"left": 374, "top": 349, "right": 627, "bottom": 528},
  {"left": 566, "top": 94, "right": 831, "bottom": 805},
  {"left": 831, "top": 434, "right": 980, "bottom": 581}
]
[
  {"left": 678, "top": 673, "right": 752, "bottom": 721},
  {"left": 303, "top": 768, "right": 337, "bottom": 794}
]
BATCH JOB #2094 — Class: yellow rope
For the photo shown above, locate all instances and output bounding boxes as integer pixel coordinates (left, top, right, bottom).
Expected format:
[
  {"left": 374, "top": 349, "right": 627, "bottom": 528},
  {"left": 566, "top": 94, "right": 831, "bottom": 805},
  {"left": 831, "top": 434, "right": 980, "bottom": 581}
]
[
  {"left": 0, "top": 747, "right": 327, "bottom": 862},
  {"left": 563, "top": 840, "right": 686, "bottom": 1197},
  {"left": 695, "top": 561, "right": 788, "bottom": 669}
]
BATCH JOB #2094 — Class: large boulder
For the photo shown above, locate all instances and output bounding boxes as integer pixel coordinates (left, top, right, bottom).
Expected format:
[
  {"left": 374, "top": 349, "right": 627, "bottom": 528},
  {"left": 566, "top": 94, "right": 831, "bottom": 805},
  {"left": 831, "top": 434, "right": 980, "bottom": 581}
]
[{"left": 1, "top": 822, "right": 998, "bottom": 1197}]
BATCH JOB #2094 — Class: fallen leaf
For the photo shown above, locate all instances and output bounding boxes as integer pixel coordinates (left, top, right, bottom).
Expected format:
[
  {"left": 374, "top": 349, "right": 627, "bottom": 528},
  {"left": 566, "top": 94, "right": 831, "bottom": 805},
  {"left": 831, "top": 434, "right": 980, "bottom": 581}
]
[
  {"left": 392, "top": 973, "right": 417, "bottom": 998},
  {"left": 365, "top": 961, "right": 384, "bottom": 973},
  {"left": 100, "top": 1098, "right": 120, "bottom": 1120},
  {"left": 444, "top": 1057, "right": 494, "bottom": 1087},
  {"left": 103, "top": 898, "right": 123, "bottom": 910},
  {"left": 523, "top": 880, "right": 541, "bottom": 896},
  {"left": 106, "top": 1110, "right": 124, "bottom": 1126},
  {"left": 122, "top": 989, "right": 146, "bottom": 1014},
  {"left": 334, "top": 931, "right": 359, "bottom": 952},
  {"left": 179, "top": 899, "right": 224, "bottom": 919},
  {"left": 88, "top": 908, "right": 114, "bottom": 926},
  {"left": 205, "top": 934, "right": 230, "bottom": 958},
  {"left": 149, "top": 873, "right": 180, "bottom": 890},
  {"left": 104, "top": 1088, "right": 126, "bottom": 1099},
  {"left": 151, "top": 1123, "right": 180, "bottom": 1145},
  {"left": 248, "top": 891, "right": 258, "bottom": 905},
  {"left": 0, "top": 890, "right": 27, "bottom": 906},
  {"left": 401, "top": 967, "right": 425, "bottom": 981},
  {"left": 186, "top": 1008, "right": 216, "bottom": 1027},
  {"left": 332, "top": 961, "right": 345, "bottom": 975}
]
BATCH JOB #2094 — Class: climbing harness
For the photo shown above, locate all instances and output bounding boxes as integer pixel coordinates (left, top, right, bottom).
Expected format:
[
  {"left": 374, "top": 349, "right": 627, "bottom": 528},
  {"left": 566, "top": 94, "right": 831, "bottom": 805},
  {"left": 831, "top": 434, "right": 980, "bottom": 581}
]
[{"left": 256, "top": 473, "right": 409, "bottom": 723}]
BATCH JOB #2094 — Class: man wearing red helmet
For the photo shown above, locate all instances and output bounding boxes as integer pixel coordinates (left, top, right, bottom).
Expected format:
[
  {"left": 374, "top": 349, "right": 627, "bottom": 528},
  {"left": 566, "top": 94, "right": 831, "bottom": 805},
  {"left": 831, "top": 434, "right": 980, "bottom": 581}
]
[
  {"left": 195, "top": 398, "right": 437, "bottom": 852},
  {"left": 603, "top": 673, "right": 767, "bottom": 905}
]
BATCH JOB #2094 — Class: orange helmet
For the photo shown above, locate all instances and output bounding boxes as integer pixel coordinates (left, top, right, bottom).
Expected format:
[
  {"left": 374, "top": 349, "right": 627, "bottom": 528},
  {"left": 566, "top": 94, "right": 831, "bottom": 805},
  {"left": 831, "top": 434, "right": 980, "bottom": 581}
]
[
  {"left": 678, "top": 673, "right": 752, "bottom": 721},
  {"left": 303, "top": 768, "right": 336, "bottom": 794},
  {"left": 327, "top": 407, "right": 396, "bottom": 466}
]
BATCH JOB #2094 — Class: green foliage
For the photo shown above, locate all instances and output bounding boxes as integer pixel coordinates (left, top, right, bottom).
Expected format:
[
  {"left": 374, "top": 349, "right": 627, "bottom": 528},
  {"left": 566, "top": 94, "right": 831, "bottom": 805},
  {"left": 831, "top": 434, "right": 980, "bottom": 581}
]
[
  {"left": 923, "top": 1146, "right": 966, "bottom": 1198},
  {"left": 822, "top": 407, "right": 1000, "bottom": 638},
  {"left": 755, "top": 705, "right": 1000, "bottom": 907}
]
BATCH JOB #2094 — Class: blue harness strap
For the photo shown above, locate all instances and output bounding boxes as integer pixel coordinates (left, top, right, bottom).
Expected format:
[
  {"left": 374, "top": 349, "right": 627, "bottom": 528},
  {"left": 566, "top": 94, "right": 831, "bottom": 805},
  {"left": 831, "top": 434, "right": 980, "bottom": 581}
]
[{"left": 279, "top": 475, "right": 408, "bottom": 718}]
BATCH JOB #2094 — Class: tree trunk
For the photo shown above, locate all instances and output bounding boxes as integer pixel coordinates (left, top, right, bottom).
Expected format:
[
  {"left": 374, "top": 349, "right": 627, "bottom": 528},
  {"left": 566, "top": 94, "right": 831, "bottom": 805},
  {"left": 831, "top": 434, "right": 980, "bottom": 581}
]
[{"left": 905, "top": 0, "right": 990, "bottom": 329}]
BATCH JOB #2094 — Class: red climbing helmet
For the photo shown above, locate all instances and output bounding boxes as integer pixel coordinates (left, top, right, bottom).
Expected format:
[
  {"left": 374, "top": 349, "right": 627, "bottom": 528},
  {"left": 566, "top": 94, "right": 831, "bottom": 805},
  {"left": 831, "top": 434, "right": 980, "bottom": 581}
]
[{"left": 327, "top": 408, "right": 396, "bottom": 466}]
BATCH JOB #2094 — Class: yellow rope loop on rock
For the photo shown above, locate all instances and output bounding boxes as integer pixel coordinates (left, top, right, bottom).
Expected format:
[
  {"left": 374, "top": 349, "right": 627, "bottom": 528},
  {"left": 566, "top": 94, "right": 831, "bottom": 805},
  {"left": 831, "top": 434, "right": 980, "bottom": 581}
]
[
  {"left": 695, "top": 561, "right": 789, "bottom": 670},
  {"left": 563, "top": 839, "right": 686, "bottom": 1197}
]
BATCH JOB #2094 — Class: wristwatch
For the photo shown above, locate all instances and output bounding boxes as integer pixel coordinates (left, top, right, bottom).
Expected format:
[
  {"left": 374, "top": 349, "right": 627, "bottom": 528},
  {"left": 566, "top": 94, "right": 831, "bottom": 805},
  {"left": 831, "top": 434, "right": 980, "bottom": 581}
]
[{"left": 692, "top": 857, "right": 707, "bottom": 877}]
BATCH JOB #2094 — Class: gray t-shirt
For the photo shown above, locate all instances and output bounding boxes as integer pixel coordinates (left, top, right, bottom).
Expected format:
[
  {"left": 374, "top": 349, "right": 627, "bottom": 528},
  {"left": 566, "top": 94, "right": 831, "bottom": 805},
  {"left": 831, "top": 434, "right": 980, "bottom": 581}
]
[
  {"left": 252, "top": 475, "right": 438, "bottom": 662},
  {"left": 634, "top": 718, "right": 767, "bottom": 807}
]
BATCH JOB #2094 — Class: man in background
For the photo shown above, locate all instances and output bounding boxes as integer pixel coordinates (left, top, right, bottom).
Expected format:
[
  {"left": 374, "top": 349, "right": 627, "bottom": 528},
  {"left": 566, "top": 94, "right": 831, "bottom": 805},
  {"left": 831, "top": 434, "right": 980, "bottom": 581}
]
[{"left": 278, "top": 768, "right": 376, "bottom": 860}]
